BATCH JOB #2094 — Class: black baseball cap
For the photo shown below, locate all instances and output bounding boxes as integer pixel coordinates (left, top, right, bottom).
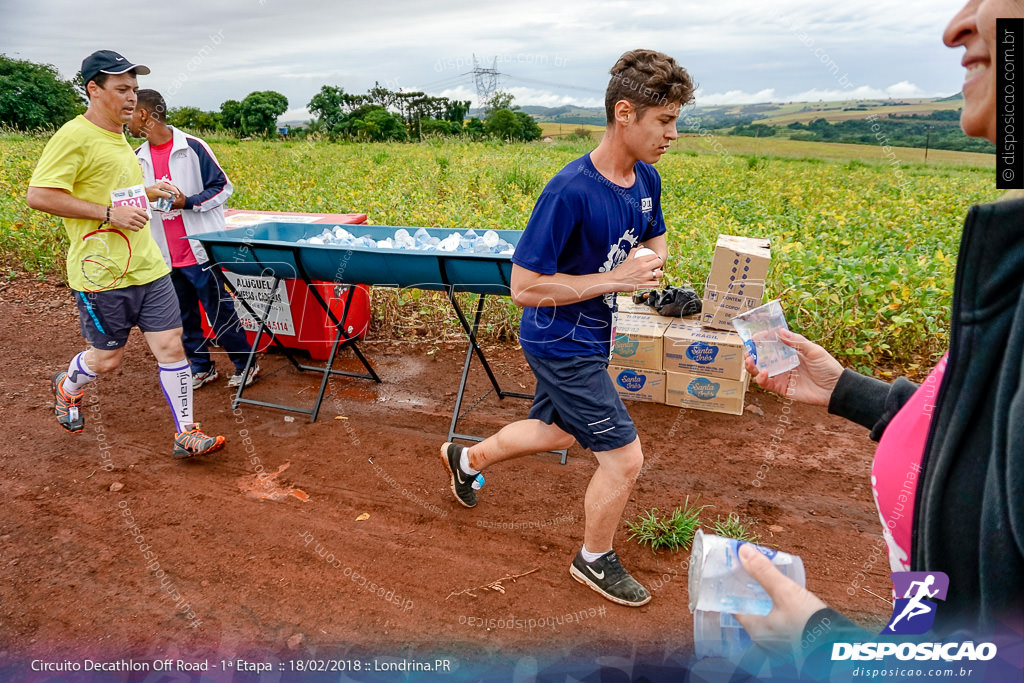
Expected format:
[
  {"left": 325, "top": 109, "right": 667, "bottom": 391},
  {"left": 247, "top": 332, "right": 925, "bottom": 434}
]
[{"left": 81, "top": 50, "right": 150, "bottom": 86}]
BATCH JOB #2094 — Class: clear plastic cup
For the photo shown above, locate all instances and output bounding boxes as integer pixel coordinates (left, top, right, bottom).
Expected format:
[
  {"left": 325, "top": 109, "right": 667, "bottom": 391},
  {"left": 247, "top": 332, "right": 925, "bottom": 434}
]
[
  {"left": 688, "top": 529, "right": 806, "bottom": 616},
  {"left": 730, "top": 299, "right": 800, "bottom": 377},
  {"left": 693, "top": 609, "right": 752, "bottom": 659}
]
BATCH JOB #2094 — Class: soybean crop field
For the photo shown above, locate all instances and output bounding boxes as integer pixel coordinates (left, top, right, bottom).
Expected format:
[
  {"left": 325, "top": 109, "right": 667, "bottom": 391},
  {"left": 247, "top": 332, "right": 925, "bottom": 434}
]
[{"left": 0, "top": 134, "right": 999, "bottom": 376}]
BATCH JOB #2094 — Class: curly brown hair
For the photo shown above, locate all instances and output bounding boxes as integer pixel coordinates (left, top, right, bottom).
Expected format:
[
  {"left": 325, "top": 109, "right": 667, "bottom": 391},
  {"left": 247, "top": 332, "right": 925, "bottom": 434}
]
[{"left": 605, "top": 49, "right": 695, "bottom": 122}]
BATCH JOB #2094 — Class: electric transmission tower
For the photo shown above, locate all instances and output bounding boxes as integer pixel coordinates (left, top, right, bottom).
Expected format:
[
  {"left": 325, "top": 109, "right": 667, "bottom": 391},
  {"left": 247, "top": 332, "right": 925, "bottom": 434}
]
[{"left": 469, "top": 55, "right": 502, "bottom": 111}]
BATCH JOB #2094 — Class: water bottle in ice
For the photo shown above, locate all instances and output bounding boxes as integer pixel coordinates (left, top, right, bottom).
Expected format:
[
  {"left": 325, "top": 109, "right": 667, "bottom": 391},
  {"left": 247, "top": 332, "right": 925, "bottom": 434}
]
[
  {"left": 439, "top": 234, "right": 459, "bottom": 252},
  {"left": 481, "top": 230, "right": 500, "bottom": 248}
]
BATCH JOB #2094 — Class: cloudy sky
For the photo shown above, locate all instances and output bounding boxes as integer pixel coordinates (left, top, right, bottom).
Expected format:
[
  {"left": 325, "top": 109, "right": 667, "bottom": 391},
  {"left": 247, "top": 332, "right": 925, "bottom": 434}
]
[{"left": 1, "top": 0, "right": 969, "bottom": 120}]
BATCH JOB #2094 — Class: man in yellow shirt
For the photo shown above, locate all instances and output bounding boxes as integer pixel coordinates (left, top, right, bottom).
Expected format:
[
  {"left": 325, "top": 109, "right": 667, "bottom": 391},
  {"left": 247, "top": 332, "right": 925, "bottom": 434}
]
[{"left": 26, "top": 50, "right": 225, "bottom": 459}]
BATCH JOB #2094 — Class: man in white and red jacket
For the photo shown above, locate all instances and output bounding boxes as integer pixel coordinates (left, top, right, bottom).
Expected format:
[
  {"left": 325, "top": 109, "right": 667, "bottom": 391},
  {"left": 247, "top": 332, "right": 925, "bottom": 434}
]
[{"left": 129, "top": 89, "right": 258, "bottom": 389}]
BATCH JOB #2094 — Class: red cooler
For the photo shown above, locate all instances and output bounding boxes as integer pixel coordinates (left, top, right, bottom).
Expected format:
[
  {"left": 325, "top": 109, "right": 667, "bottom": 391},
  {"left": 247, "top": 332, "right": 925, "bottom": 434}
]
[{"left": 201, "top": 210, "right": 372, "bottom": 361}]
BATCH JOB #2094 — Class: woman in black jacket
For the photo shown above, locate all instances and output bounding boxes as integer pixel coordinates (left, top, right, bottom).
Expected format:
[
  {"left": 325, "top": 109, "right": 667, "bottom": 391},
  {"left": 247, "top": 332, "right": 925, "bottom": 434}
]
[{"left": 732, "top": 0, "right": 1024, "bottom": 656}]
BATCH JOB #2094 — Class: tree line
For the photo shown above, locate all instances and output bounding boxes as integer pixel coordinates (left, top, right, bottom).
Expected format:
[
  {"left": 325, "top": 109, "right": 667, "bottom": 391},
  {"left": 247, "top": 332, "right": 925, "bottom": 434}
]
[
  {"left": 729, "top": 111, "right": 995, "bottom": 154},
  {"left": 0, "top": 54, "right": 542, "bottom": 142}
]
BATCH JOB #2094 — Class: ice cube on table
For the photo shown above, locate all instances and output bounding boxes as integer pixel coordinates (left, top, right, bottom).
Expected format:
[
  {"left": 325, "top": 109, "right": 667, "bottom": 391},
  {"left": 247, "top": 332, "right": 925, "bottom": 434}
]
[
  {"left": 308, "top": 236, "right": 324, "bottom": 245},
  {"left": 377, "top": 238, "right": 394, "bottom": 249},
  {"left": 333, "top": 226, "right": 354, "bottom": 241},
  {"left": 464, "top": 229, "right": 478, "bottom": 239},
  {"left": 482, "top": 230, "right": 499, "bottom": 247},
  {"left": 413, "top": 227, "right": 431, "bottom": 241}
]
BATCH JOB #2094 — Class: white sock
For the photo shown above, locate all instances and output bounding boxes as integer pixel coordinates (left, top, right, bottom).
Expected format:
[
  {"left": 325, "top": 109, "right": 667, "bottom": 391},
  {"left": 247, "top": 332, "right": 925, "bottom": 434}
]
[
  {"left": 158, "top": 361, "right": 193, "bottom": 433},
  {"left": 581, "top": 546, "right": 610, "bottom": 563},
  {"left": 459, "top": 447, "right": 479, "bottom": 475},
  {"left": 62, "top": 351, "right": 98, "bottom": 394}
]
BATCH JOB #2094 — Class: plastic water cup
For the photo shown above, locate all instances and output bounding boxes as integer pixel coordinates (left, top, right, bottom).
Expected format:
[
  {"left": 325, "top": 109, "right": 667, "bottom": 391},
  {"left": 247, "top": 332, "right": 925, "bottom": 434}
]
[
  {"left": 693, "top": 609, "right": 753, "bottom": 659},
  {"left": 730, "top": 299, "right": 800, "bottom": 377},
  {"left": 688, "top": 529, "right": 806, "bottom": 616},
  {"left": 153, "top": 194, "right": 173, "bottom": 212}
]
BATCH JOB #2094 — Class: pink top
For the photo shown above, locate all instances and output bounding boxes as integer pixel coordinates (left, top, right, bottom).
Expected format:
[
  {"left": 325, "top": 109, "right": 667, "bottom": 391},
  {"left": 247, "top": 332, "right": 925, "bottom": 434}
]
[
  {"left": 150, "top": 139, "right": 196, "bottom": 268},
  {"left": 871, "top": 353, "right": 948, "bottom": 572}
]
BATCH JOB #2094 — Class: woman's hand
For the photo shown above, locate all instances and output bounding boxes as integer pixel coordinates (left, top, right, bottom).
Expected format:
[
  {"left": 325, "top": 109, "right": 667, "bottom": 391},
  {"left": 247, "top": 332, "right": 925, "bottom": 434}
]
[
  {"left": 744, "top": 329, "right": 844, "bottom": 406},
  {"left": 732, "top": 543, "right": 828, "bottom": 656}
]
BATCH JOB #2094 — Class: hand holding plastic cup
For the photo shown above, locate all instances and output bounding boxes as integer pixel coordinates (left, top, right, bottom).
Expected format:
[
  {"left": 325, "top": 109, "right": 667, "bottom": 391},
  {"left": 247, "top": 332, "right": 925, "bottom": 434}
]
[
  {"left": 634, "top": 246, "right": 663, "bottom": 279},
  {"left": 689, "top": 529, "right": 806, "bottom": 616},
  {"left": 731, "top": 299, "right": 800, "bottom": 377},
  {"left": 153, "top": 191, "right": 175, "bottom": 212}
]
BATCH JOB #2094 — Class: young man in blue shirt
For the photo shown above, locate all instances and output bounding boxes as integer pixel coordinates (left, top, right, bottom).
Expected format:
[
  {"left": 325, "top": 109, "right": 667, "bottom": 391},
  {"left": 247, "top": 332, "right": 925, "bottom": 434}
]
[{"left": 442, "top": 49, "right": 694, "bottom": 606}]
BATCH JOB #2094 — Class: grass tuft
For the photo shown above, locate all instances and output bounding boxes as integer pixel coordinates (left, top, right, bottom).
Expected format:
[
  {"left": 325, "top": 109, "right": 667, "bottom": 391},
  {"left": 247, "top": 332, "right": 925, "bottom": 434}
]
[{"left": 627, "top": 497, "right": 707, "bottom": 553}]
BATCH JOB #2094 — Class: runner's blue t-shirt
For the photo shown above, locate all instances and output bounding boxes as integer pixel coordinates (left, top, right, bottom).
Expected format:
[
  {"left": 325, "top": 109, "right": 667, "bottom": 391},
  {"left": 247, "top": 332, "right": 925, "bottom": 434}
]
[{"left": 512, "top": 153, "right": 667, "bottom": 359}]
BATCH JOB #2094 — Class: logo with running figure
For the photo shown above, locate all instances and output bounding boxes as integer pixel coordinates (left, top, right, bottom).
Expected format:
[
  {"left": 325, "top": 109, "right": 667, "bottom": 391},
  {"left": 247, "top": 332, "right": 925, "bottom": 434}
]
[{"left": 883, "top": 571, "right": 949, "bottom": 635}]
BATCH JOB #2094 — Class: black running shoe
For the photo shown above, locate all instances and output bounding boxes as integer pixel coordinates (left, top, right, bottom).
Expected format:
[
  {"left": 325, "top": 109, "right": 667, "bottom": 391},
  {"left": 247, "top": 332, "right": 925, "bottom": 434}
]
[
  {"left": 570, "top": 549, "right": 651, "bottom": 607},
  {"left": 440, "top": 441, "right": 480, "bottom": 508},
  {"left": 51, "top": 371, "right": 85, "bottom": 433}
]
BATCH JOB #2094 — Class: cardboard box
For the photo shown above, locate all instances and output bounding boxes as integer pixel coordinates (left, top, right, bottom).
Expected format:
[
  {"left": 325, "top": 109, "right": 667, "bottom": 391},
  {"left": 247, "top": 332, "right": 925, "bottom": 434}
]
[
  {"left": 700, "top": 288, "right": 765, "bottom": 331},
  {"left": 663, "top": 320, "right": 746, "bottom": 380},
  {"left": 615, "top": 295, "right": 681, "bottom": 325},
  {"left": 706, "top": 235, "right": 771, "bottom": 294},
  {"left": 665, "top": 370, "right": 749, "bottom": 415},
  {"left": 612, "top": 312, "right": 671, "bottom": 370},
  {"left": 608, "top": 365, "right": 666, "bottom": 404}
]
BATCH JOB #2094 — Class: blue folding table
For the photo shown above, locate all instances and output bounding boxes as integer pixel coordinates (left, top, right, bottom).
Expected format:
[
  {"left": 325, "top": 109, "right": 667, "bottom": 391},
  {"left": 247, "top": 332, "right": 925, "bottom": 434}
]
[{"left": 191, "top": 223, "right": 567, "bottom": 463}]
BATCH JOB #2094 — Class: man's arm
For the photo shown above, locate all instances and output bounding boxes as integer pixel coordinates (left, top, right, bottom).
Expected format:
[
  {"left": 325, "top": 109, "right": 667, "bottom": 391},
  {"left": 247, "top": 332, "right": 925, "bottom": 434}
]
[
  {"left": 639, "top": 233, "right": 667, "bottom": 264},
  {"left": 177, "top": 138, "right": 233, "bottom": 211},
  {"left": 511, "top": 252, "right": 663, "bottom": 308},
  {"left": 26, "top": 186, "right": 148, "bottom": 232}
]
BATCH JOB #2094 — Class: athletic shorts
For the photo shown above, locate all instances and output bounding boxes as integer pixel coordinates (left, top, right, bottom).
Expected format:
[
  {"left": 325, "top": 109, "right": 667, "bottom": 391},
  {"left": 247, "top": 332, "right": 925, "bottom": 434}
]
[
  {"left": 74, "top": 275, "right": 182, "bottom": 350},
  {"left": 524, "top": 350, "right": 638, "bottom": 453}
]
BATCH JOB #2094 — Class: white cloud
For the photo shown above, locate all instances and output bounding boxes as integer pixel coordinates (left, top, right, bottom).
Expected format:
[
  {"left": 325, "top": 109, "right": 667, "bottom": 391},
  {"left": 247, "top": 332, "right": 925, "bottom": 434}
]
[
  {"left": 885, "top": 80, "right": 929, "bottom": 98},
  {"left": 435, "top": 85, "right": 601, "bottom": 109},
  {"left": 696, "top": 88, "right": 777, "bottom": 105}
]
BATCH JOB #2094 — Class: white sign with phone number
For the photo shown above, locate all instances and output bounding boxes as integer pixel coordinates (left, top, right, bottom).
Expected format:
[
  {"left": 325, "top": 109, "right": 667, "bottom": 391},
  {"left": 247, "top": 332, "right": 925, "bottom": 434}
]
[{"left": 221, "top": 271, "right": 296, "bottom": 336}]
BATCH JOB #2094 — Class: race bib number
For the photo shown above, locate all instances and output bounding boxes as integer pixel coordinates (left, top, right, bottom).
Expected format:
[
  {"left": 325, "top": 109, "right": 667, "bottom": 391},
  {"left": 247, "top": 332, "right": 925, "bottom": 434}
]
[{"left": 111, "top": 184, "right": 151, "bottom": 217}]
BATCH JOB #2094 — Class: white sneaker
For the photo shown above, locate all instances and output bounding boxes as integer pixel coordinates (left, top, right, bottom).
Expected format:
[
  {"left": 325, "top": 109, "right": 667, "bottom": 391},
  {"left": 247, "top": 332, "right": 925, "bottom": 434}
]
[
  {"left": 228, "top": 363, "right": 260, "bottom": 388},
  {"left": 192, "top": 367, "right": 220, "bottom": 389}
]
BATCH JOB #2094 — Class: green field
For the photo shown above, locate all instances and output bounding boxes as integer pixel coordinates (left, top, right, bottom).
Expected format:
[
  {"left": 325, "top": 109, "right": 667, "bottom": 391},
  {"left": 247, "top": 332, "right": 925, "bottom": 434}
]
[
  {"left": 539, "top": 122, "right": 605, "bottom": 138},
  {"left": 704, "top": 97, "right": 965, "bottom": 126},
  {"left": 0, "top": 134, "right": 1000, "bottom": 375}
]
